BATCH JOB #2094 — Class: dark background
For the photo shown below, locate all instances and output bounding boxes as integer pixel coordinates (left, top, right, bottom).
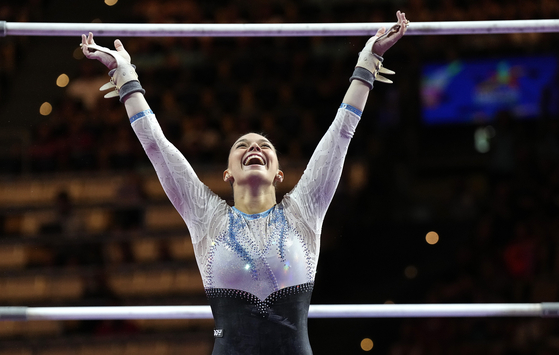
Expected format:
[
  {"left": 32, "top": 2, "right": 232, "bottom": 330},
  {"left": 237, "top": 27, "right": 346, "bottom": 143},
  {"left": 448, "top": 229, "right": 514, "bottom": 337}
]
[{"left": 1, "top": 0, "right": 559, "bottom": 354}]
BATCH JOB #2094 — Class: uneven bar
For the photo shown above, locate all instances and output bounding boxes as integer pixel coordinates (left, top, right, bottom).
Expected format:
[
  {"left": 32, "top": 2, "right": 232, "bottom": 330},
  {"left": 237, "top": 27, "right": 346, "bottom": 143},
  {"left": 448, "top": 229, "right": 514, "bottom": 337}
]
[
  {"left": 1, "top": 19, "right": 559, "bottom": 37},
  {"left": 1, "top": 303, "right": 557, "bottom": 321}
]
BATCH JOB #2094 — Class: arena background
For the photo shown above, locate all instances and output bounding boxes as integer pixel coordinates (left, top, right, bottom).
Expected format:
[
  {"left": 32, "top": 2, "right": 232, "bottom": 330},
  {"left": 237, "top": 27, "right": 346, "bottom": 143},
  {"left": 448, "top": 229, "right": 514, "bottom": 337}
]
[{"left": 1, "top": 0, "right": 559, "bottom": 354}]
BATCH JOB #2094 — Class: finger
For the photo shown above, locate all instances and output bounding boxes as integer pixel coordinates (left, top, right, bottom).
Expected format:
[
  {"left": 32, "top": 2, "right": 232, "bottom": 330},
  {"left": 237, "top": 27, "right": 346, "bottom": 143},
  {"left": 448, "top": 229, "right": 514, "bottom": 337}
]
[
  {"left": 81, "top": 40, "right": 99, "bottom": 59},
  {"left": 81, "top": 35, "right": 90, "bottom": 56},
  {"left": 82, "top": 46, "right": 94, "bottom": 58},
  {"left": 114, "top": 39, "right": 125, "bottom": 52},
  {"left": 397, "top": 11, "right": 408, "bottom": 34},
  {"left": 401, "top": 12, "right": 407, "bottom": 25},
  {"left": 402, "top": 13, "right": 409, "bottom": 34}
]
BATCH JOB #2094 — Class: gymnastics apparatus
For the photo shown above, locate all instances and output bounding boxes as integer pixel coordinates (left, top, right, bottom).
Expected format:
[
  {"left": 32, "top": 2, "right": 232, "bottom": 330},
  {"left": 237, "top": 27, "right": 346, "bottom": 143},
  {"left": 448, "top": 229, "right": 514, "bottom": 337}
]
[{"left": 1, "top": 17, "right": 558, "bottom": 323}]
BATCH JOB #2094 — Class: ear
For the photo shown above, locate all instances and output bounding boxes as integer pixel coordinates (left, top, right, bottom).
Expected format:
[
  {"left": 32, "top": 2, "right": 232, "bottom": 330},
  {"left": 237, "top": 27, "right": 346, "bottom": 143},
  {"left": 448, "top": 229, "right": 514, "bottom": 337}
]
[
  {"left": 223, "top": 170, "right": 233, "bottom": 183},
  {"left": 275, "top": 170, "right": 284, "bottom": 184}
]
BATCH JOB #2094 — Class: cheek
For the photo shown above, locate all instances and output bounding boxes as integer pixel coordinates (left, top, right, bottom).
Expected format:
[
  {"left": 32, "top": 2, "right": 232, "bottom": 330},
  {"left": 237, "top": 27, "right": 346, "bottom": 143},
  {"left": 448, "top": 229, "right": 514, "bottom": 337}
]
[
  {"left": 271, "top": 152, "right": 279, "bottom": 166},
  {"left": 270, "top": 158, "right": 280, "bottom": 171},
  {"left": 228, "top": 152, "right": 242, "bottom": 169}
]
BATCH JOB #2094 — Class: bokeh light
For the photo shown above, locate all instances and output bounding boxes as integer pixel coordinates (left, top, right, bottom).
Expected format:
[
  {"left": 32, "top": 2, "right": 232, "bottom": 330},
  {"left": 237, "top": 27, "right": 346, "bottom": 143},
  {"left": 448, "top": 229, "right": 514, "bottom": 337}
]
[
  {"left": 56, "top": 74, "right": 70, "bottom": 87},
  {"left": 474, "top": 126, "right": 496, "bottom": 153},
  {"left": 360, "top": 338, "right": 374, "bottom": 351},
  {"left": 39, "top": 102, "right": 52, "bottom": 116},
  {"left": 426, "top": 231, "right": 439, "bottom": 245}
]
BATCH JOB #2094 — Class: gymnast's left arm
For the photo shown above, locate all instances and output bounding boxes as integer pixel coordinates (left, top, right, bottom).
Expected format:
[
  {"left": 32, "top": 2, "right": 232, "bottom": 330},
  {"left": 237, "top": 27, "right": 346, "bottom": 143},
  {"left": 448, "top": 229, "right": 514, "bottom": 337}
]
[
  {"left": 342, "top": 10, "right": 408, "bottom": 111},
  {"left": 80, "top": 33, "right": 150, "bottom": 116},
  {"left": 286, "top": 11, "right": 409, "bottom": 233}
]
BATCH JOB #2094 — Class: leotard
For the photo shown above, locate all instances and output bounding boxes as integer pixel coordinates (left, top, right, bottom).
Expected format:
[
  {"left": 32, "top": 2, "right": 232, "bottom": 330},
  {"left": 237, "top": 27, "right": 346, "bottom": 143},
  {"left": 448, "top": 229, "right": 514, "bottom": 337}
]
[{"left": 130, "top": 104, "right": 361, "bottom": 354}]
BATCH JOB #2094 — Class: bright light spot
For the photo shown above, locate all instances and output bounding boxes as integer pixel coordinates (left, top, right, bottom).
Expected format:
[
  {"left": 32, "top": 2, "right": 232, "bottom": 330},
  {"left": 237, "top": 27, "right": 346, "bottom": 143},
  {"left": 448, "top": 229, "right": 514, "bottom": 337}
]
[
  {"left": 426, "top": 231, "right": 439, "bottom": 245},
  {"left": 39, "top": 102, "right": 52, "bottom": 116},
  {"left": 360, "top": 338, "right": 374, "bottom": 351},
  {"left": 105, "top": 0, "right": 118, "bottom": 6},
  {"left": 244, "top": 264, "right": 250, "bottom": 270},
  {"left": 56, "top": 74, "right": 70, "bottom": 87},
  {"left": 474, "top": 126, "right": 495, "bottom": 153},
  {"left": 404, "top": 265, "right": 418, "bottom": 279}
]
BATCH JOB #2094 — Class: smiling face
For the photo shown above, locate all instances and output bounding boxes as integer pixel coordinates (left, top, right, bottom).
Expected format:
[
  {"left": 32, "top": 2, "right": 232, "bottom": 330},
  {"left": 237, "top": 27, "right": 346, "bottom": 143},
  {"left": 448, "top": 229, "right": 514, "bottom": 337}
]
[{"left": 224, "top": 133, "right": 283, "bottom": 188}]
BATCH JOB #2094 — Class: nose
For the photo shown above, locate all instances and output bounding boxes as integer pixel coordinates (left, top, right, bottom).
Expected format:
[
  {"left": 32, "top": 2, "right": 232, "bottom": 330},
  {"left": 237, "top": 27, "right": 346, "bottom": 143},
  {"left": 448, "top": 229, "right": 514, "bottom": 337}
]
[{"left": 248, "top": 142, "right": 262, "bottom": 152}]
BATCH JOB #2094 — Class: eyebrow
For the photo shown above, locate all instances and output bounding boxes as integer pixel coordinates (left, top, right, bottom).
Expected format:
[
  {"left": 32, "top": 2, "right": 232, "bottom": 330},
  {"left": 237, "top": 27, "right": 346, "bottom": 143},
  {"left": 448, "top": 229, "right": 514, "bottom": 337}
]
[{"left": 234, "top": 138, "right": 272, "bottom": 146}]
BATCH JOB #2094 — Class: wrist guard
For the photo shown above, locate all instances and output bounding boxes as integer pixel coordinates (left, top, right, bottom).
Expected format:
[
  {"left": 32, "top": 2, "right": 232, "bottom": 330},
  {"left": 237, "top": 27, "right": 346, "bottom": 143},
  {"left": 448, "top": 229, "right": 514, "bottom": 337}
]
[
  {"left": 350, "top": 36, "right": 395, "bottom": 90},
  {"left": 101, "top": 64, "right": 145, "bottom": 102},
  {"left": 84, "top": 43, "right": 145, "bottom": 102}
]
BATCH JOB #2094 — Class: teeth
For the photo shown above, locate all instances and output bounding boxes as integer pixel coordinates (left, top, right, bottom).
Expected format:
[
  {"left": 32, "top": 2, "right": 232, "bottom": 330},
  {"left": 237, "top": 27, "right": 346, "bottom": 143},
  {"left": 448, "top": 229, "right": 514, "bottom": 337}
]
[{"left": 243, "top": 154, "right": 265, "bottom": 166}]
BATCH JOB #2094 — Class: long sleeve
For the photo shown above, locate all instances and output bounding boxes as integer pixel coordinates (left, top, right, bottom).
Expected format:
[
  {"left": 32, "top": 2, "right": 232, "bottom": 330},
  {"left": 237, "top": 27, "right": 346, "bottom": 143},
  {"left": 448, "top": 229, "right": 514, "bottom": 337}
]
[
  {"left": 129, "top": 110, "right": 225, "bottom": 245},
  {"left": 285, "top": 104, "right": 361, "bottom": 235}
]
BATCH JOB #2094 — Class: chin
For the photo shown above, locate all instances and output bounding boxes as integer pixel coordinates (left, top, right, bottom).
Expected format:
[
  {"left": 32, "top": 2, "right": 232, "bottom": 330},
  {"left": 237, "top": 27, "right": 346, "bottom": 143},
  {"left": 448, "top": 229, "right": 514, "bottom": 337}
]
[{"left": 243, "top": 172, "right": 274, "bottom": 185}]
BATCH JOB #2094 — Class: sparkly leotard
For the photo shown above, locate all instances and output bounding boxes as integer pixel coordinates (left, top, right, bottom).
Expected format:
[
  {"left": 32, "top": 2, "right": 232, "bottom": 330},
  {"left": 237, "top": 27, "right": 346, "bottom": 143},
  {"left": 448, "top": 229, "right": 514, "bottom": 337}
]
[{"left": 130, "top": 104, "right": 361, "bottom": 355}]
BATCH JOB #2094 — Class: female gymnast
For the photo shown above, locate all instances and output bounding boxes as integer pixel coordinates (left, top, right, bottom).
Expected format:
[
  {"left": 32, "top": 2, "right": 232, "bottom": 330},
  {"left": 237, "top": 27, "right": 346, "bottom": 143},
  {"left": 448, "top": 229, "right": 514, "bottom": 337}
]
[{"left": 80, "top": 10, "right": 408, "bottom": 355}]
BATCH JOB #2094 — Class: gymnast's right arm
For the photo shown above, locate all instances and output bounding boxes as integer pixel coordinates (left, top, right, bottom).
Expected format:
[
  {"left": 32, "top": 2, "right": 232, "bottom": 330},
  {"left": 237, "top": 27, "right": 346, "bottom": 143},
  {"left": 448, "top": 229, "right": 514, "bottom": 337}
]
[{"left": 80, "top": 33, "right": 222, "bottom": 240}]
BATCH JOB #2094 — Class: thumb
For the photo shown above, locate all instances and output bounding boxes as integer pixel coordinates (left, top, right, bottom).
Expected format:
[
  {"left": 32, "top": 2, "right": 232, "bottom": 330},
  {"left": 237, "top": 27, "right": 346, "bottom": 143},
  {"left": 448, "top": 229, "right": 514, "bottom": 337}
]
[
  {"left": 375, "top": 27, "right": 386, "bottom": 37},
  {"left": 114, "top": 39, "right": 125, "bottom": 52}
]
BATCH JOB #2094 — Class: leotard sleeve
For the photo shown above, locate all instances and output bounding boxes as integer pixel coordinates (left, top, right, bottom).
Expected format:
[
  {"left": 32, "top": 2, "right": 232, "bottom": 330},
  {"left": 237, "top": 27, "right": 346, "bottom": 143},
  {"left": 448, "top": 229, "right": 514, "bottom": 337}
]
[
  {"left": 285, "top": 104, "right": 361, "bottom": 235},
  {"left": 129, "top": 109, "right": 225, "bottom": 245}
]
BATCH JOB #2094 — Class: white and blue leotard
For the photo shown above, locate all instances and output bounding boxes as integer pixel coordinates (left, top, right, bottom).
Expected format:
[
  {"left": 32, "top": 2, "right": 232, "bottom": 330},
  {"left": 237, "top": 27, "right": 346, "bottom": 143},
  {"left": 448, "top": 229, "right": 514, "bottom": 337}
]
[{"left": 130, "top": 104, "right": 361, "bottom": 355}]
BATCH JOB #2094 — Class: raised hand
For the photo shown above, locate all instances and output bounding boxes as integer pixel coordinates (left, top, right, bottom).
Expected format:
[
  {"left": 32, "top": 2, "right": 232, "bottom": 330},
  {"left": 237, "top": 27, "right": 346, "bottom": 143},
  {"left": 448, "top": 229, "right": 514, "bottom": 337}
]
[
  {"left": 80, "top": 33, "right": 143, "bottom": 101},
  {"left": 372, "top": 10, "right": 409, "bottom": 57},
  {"left": 350, "top": 10, "right": 409, "bottom": 89},
  {"left": 80, "top": 32, "right": 131, "bottom": 70}
]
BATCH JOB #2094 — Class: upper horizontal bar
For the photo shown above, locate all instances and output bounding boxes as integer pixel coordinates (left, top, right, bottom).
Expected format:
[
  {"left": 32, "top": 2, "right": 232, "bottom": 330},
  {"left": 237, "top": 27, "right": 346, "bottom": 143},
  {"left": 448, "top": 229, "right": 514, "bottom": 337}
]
[
  {"left": 1, "top": 19, "right": 559, "bottom": 37},
  {"left": 1, "top": 303, "right": 558, "bottom": 321}
]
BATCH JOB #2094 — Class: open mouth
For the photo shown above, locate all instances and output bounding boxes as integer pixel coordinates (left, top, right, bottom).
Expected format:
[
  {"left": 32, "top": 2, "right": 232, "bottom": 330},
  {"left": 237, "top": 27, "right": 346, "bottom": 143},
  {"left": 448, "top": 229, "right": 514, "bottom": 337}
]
[{"left": 243, "top": 154, "right": 266, "bottom": 166}]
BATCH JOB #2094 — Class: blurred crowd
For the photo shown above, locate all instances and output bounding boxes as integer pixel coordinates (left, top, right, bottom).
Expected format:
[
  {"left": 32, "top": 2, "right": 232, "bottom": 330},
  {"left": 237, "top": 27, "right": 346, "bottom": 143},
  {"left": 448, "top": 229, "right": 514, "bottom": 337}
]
[
  {"left": 2, "top": 0, "right": 559, "bottom": 354},
  {"left": 1, "top": 0, "right": 559, "bottom": 174}
]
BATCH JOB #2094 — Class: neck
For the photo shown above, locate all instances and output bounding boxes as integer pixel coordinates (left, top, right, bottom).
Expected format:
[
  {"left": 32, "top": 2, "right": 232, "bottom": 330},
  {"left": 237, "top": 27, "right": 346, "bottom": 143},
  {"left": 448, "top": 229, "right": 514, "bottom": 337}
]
[{"left": 233, "top": 184, "right": 277, "bottom": 215}]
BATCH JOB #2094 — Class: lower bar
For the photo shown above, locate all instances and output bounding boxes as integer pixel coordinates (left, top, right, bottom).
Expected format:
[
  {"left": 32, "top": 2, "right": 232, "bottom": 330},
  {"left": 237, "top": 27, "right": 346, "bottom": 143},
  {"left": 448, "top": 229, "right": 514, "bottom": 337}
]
[
  {"left": 1, "top": 303, "right": 557, "bottom": 321},
  {"left": 27, "top": 305, "right": 213, "bottom": 321},
  {"left": 309, "top": 303, "right": 546, "bottom": 318}
]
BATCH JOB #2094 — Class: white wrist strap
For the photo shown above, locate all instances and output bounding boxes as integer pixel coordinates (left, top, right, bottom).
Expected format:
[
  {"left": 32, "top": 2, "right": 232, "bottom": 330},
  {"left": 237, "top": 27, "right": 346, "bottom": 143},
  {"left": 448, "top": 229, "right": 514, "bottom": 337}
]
[{"left": 82, "top": 43, "right": 145, "bottom": 101}]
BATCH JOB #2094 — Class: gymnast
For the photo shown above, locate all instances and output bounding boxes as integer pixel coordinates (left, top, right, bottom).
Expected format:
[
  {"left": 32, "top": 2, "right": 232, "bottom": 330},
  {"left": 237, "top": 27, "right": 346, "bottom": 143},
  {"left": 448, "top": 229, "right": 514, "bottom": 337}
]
[{"left": 80, "top": 10, "right": 408, "bottom": 355}]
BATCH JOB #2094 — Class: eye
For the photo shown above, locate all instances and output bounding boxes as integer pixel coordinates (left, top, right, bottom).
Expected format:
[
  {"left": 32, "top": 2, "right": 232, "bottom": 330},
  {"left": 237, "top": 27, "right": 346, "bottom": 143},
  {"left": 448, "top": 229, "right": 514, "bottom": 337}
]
[
  {"left": 261, "top": 143, "right": 271, "bottom": 149},
  {"left": 236, "top": 143, "right": 247, "bottom": 149}
]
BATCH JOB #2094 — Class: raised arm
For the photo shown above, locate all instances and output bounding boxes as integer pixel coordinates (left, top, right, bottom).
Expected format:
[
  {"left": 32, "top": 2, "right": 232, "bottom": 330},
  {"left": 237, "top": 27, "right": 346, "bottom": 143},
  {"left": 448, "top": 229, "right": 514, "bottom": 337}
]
[
  {"left": 80, "top": 33, "right": 149, "bottom": 116},
  {"left": 343, "top": 10, "right": 408, "bottom": 111},
  {"left": 80, "top": 33, "right": 223, "bottom": 243},
  {"left": 287, "top": 11, "right": 408, "bottom": 234}
]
